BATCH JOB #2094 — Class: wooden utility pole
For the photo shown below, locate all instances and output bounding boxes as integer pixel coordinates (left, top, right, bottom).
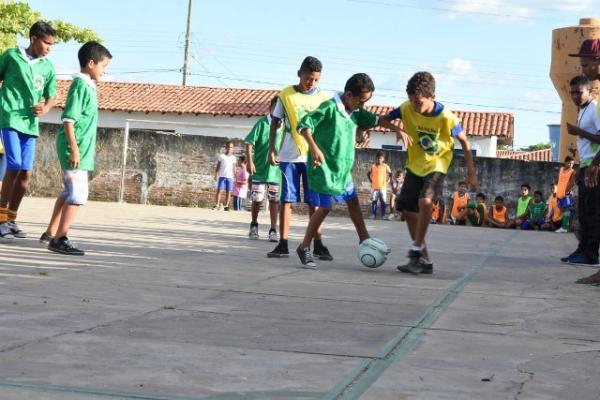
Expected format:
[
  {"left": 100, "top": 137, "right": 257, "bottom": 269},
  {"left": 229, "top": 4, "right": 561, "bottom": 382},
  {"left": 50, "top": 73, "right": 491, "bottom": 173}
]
[{"left": 182, "top": 0, "right": 193, "bottom": 86}]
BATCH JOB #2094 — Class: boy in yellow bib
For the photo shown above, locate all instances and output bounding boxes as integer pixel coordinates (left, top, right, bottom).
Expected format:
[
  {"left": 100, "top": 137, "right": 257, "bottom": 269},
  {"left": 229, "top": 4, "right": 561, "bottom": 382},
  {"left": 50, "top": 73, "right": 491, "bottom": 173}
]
[{"left": 383, "top": 72, "right": 477, "bottom": 274}]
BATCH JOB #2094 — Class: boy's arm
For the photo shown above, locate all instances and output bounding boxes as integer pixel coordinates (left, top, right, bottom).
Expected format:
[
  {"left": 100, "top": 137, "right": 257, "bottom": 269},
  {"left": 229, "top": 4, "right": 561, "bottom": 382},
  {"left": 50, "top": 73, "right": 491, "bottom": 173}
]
[
  {"left": 566, "top": 122, "right": 600, "bottom": 144},
  {"left": 32, "top": 97, "right": 57, "bottom": 117},
  {"left": 300, "top": 127, "right": 324, "bottom": 167},
  {"left": 367, "top": 166, "right": 372, "bottom": 183},
  {"left": 377, "top": 116, "right": 413, "bottom": 147},
  {"left": 214, "top": 161, "right": 221, "bottom": 180},
  {"left": 63, "top": 121, "right": 80, "bottom": 168},
  {"left": 455, "top": 132, "right": 478, "bottom": 190},
  {"left": 586, "top": 152, "right": 600, "bottom": 187},
  {"left": 566, "top": 171, "right": 576, "bottom": 194},
  {"left": 386, "top": 165, "right": 392, "bottom": 183},
  {"left": 245, "top": 143, "right": 255, "bottom": 175}
]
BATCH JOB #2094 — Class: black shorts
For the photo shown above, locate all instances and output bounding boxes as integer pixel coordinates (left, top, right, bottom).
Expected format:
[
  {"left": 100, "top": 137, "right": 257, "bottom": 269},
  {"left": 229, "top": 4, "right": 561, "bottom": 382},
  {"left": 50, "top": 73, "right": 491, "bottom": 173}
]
[{"left": 397, "top": 170, "right": 445, "bottom": 213}]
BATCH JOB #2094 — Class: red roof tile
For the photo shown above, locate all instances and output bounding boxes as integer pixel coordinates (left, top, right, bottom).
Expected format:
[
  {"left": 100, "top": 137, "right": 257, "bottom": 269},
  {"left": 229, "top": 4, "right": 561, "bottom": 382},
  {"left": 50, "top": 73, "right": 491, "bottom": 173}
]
[
  {"left": 55, "top": 80, "right": 514, "bottom": 143},
  {"left": 496, "top": 149, "right": 552, "bottom": 162}
]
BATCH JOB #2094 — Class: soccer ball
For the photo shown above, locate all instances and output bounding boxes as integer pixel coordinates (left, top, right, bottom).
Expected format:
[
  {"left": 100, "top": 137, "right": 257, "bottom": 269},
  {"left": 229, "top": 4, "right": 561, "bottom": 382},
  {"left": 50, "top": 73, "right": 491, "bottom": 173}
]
[{"left": 357, "top": 238, "right": 390, "bottom": 268}]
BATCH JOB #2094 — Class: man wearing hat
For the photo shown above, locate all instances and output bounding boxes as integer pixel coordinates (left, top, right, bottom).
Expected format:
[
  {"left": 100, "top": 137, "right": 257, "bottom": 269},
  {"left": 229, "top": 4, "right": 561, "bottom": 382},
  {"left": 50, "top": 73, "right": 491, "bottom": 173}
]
[{"left": 564, "top": 38, "right": 600, "bottom": 282}]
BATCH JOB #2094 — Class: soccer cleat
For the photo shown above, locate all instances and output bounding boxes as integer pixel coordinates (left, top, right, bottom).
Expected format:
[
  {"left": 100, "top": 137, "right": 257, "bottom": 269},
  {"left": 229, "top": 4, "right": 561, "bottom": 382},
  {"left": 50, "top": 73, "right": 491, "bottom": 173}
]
[
  {"left": 6, "top": 221, "right": 27, "bottom": 238},
  {"left": 296, "top": 246, "right": 317, "bottom": 269},
  {"left": 249, "top": 224, "right": 259, "bottom": 240},
  {"left": 268, "top": 228, "right": 278, "bottom": 242},
  {"left": 0, "top": 222, "right": 15, "bottom": 242},
  {"left": 47, "top": 237, "right": 85, "bottom": 256},
  {"left": 39, "top": 231, "right": 53, "bottom": 244},
  {"left": 313, "top": 243, "right": 333, "bottom": 261},
  {"left": 267, "top": 242, "right": 289, "bottom": 258}
]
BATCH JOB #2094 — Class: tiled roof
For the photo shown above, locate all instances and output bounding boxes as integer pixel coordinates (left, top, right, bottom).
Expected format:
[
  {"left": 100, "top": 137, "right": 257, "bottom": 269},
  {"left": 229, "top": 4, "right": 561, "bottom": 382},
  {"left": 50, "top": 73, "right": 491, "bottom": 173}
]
[
  {"left": 496, "top": 149, "right": 552, "bottom": 162},
  {"left": 55, "top": 80, "right": 514, "bottom": 143}
]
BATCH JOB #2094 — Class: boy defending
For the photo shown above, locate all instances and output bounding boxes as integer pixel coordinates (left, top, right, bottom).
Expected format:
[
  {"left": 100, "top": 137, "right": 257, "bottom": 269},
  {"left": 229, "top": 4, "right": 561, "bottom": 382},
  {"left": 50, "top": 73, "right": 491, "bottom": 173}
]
[
  {"left": 0, "top": 21, "right": 57, "bottom": 240},
  {"left": 267, "top": 56, "right": 332, "bottom": 259},
  {"left": 41, "top": 42, "right": 112, "bottom": 255},
  {"left": 295, "top": 73, "right": 410, "bottom": 268},
  {"left": 384, "top": 71, "right": 477, "bottom": 274},
  {"left": 246, "top": 96, "right": 282, "bottom": 241}
]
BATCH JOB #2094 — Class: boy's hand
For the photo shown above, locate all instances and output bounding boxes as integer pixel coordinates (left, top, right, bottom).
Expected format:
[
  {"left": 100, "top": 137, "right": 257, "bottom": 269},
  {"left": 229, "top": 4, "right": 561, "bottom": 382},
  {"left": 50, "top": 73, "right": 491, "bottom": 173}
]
[
  {"left": 396, "top": 129, "right": 413, "bottom": 147},
  {"left": 69, "top": 147, "right": 80, "bottom": 168},
  {"left": 566, "top": 122, "right": 579, "bottom": 136},
  {"left": 467, "top": 173, "right": 478, "bottom": 191},
  {"left": 268, "top": 149, "right": 279, "bottom": 166},
  {"left": 247, "top": 160, "right": 256, "bottom": 175},
  {"left": 585, "top": 164, "right": 599, "bottom": 187},
  {"left": 32, "top": 102, "right": 48, "bottom": 116},
  {"left": 311, "top": 147, "right": 325, "bottom": 168}
]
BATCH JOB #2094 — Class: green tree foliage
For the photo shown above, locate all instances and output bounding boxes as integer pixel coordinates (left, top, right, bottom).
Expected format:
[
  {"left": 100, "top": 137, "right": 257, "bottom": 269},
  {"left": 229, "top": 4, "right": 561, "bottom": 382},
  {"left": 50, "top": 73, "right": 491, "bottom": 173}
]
[
  {"left": 519, "top": 142, "right": 551, "bottom": 152},
  {"left": 0, "top": 1, "right": 100, "bottom": 51}
]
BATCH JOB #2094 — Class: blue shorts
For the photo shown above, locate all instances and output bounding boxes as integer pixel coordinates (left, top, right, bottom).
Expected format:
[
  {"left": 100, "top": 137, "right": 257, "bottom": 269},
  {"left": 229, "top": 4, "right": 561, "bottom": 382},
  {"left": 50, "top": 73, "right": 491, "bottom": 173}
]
[
  {"left": 217, "top": 177, "right": 233, "bottom": 191},
  {"left": 308, "top": 181, "right": 358, "bottom": 209},
  {"left": 280, "top": 162, "right": 309, "bottom": 204},
  {"left": 0, "top": 128, "right": 36, "bottom": 171},
  {"left": 558, "top": 194, "right": 574, "bottom": 209},
  {"left": 521, "top": 218, "right": 545, "bottom": 230},
  {"left": 0, "top": 153, "right": 6, "bottom": 181}
]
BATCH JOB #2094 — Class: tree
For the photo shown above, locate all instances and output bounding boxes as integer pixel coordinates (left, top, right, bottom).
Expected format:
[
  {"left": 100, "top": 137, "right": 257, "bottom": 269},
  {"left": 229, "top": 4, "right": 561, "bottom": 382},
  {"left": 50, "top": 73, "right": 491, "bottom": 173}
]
[
  {"left": 0, "top": 1, "right": 100, "bottom": 51},
  {"left": 520, "top": 142, "right": 551, "bottom": 152}
]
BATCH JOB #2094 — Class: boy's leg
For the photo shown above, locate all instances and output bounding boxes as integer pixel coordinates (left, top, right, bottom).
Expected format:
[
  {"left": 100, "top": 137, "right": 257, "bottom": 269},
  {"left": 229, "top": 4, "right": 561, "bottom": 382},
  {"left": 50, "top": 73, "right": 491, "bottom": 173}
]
[
  {"left": 298, "top": 192, "right": 331, "bottom": 268},
  {"left": 214, "top": 188, "right": 222, "bottom": 207},
  {"left": 54, "top": 203, "right": 80, "bottom": 239},
  {"left": 269, "top": 163, "right": 297, "bottom": 257},
  {"left": 46, "top": 194, "right": 67, "bottom": 237},
  {"left": 346, "top": 197, "right": 369, "bottom": 242}
]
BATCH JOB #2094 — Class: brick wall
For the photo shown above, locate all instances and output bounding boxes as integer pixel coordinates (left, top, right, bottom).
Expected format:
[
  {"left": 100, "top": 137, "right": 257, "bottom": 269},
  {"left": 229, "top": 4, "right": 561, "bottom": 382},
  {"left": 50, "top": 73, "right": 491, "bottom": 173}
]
[{"left": 30, "top": 124, "right": 561, "bottom": 217}]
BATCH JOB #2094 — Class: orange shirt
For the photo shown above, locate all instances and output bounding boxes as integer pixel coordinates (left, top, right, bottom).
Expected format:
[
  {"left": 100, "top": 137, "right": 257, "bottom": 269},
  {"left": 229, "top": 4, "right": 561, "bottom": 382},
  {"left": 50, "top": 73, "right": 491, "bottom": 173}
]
[
  {"left": 557, "top": 167, "right": 575, "bottom": 199},
  {"left": 492, "top": 205, "right": 507, "bottom": 224},
  {"left": 370, "top": 163, "right": 389, "bottom": 190},
  {"left": 451, "top": 192, "right": 469, "bottom": 219},
  {"left": 547, "top": 195, "right": 562, "bottom": 222},
  {"left": 432, "top": 201, "right": 441, "bottom": 221}
]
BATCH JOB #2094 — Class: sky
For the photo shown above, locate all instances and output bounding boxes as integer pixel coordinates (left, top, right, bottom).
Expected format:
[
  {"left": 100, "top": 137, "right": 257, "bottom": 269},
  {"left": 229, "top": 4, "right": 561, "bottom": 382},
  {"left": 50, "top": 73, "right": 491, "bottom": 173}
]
[{"left": 23, "top": 0, "right": 600, "bottom": 148}]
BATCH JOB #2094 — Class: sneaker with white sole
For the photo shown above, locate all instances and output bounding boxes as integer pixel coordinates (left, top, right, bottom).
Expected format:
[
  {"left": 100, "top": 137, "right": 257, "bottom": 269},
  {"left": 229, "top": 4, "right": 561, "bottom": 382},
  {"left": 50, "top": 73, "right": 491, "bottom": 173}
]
[
  {"left": 268, "top": 228, "right": 278, "bottom": 242},
  {"left": 7, "top": 221, "right": 27, "bottom": 238},
  {"left": 48, "top": 236, "right": 85, "bottom": 256},
  {"left": 39, "top": 231, "right": 53, "bottom": 244},
  {"left": 249, "top": 223, "right": 259, "bottom": 240},
  {"left": 555, "top": 227, "right": 568, "bottom": 233},
  {"left": 0, "top": 222, "right": 15, "bottom": 242},
  {"left": 296, "top": 246, "right": 317, "bottom": 269}
]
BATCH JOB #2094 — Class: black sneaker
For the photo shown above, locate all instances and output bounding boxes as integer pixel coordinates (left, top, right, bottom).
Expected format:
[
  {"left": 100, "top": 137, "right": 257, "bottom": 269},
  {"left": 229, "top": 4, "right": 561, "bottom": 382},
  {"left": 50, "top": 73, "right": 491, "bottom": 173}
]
[
  {"left": 313, "top": 243, "right": 333, "bottom": 261},
  {"left": 48, "top": 237, "right": 85, "bottom": 256},
  {"left": 39, "top": 231, "right": 53, "bottom": 244},
  {"left": 223, "top": 206, "right": 230, "bottom": 211},
  {"left": 296, "top": 246, "right": 317, "bottom": 269},
  {"left": 400, "top": 250, "right": 424, "bottom": 275},
  {"left": 7, "top": 221, "right": 27, "bottom": 238},
  {"left": 398, "top": 260, "right": 433, "bottom": 274},
  {"left": 267, "top": 242, "right": 289, "bottom": 258}
]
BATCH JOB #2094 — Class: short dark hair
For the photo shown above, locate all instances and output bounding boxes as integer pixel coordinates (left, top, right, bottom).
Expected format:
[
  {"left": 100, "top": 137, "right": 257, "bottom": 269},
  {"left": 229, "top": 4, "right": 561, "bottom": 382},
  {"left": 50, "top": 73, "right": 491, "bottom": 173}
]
[
  {"left": 570, "top": 75, "right": 591, "bottom": 88},
  {"left": 494, "top": 196, "right": 504, "bottom": 202},
  {"left": 476, "top": 193, "right": 486, "bottom": 200},
  {"left": 299, "top": 56, "right": 322, "bottom": 74},
  {"left": 269, "top": 95, "right": 278, "bottom": 109},
  {"left": 344, "top": 73, "right": 374, "bottom": 96},
  {"left": 78, "top": 41, "right": 112, "bottom": 68},
  {"left": 458, "top": 181, "right": 467, "bottom": 187},
  {"left": 534, "top": 190, "right": 543, "bottom": 197},
  {"left": 521, "top": 184, "right": 531, "bottom": 191},
  {"left": 406, "top": 71, "right": 435, "bottom": 97},
  {"left": 238, "top": 155, "right": 246, "bottom": 163},
  {"left": 564, "top": 155, "right": 574, "bottom": 162},
  {"left": 30, "top": 21, "right": 56, "bottom": 38},
  {"left": 375, "top": 150, "right": 384, "bottom": 158},
  {"left": 225, "top": 140, "right": 233, "bottom": 146}
]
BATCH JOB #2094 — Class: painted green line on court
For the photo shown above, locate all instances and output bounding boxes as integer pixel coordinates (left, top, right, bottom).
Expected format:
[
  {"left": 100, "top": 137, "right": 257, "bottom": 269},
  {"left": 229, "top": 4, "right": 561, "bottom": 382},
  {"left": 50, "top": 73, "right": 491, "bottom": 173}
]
[
  {"left": 0, "top": 379, "right": 324, "bottom": 400},
  {"left": 322, "top": 232, "right": 516, "bottom": 400}
]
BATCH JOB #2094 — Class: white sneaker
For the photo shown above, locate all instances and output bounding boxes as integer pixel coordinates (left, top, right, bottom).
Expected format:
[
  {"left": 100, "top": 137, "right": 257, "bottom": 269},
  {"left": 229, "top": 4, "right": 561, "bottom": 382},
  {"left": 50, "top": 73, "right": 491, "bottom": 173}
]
[
  {"left": 268, "top": 229, "right": 278, "bottom": 242},
  {"left": 384, "top": 214, "right": 394, "bottom": 221},
  {"left": 555, "top": 227, "right": 567, "bottom": 233},
  {"left": 249, "top": 224, "right": 259, "bottom": 239}
]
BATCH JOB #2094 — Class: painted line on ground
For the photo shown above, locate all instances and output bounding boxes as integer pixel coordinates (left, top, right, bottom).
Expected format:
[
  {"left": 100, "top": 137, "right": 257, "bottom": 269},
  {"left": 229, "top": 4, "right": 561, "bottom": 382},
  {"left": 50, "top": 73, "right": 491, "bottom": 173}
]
[{"left": 322, "top": 231, "right": 517, "bottom": 400}]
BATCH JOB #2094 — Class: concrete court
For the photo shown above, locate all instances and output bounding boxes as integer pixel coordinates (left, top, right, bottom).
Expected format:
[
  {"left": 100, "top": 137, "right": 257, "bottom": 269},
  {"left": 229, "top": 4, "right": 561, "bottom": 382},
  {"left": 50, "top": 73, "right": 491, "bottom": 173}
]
[{"left": 0, "top": 197, "right": 599, "bottom": 400}]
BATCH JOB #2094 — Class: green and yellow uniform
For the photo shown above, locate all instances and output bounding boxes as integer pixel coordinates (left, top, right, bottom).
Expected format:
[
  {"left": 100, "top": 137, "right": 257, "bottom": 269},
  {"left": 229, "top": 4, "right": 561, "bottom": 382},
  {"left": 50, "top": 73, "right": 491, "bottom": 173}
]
[{"left": 244, "top": 115, "right": 282, "bottom": 183}]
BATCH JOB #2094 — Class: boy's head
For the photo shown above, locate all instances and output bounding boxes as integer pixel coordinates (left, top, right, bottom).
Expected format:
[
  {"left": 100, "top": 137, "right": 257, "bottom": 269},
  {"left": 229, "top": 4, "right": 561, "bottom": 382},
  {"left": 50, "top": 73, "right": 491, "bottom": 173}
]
[
  {"left": 28, "top": 21, "right": 56, "bottom": 58},
  {"left": 563, "top": 155, "right": 575, "bottom": 169},
  {"left": 238, "top": 155, "right": 246, "bottom": 165},
  {"left": 533, "top": 190, "right": 543, "bottom": 203},
  {"left": 406, "top": 71, "right": 436, "bottom": 115},
  {"left": 569, "top": 75, "right": 593, "bottom": 108},
  {"left": 78, "top": 41, "right": 112, "bottom": 81},
  {"left": 570, "top": 39, "right": 600, "bottom": 81},
  {"left": 375, "top": 150, "right": 385, "bottom": 164},
  {"left": 395, "top": 170, "right": 404, "bottom": 179},
  {"left": 520, "top": 184, "right": 530, "bottom": 197},
  {"left": 225, "top": 141, "right": 234, "bottom": 154},
  {"left": 476, "top": 193, "right": 486, "bottom": 203},
  {"left": 269, "top": 95, "right": 278, "bottom": 114},
  {"left": 457, "top": 181, "right": 467, "bottom": 194},
  {"left": 494, "top": 196, "right": 504, "bottom": 208},
  {"left": 297, "top": 56, "right": 322, "bottom": 93},
  {"left": 342, "top": 73, "right": 374, "bottom": 111},
  {"left": 550, "top": 182, "right": 557, "bottom": 194}
]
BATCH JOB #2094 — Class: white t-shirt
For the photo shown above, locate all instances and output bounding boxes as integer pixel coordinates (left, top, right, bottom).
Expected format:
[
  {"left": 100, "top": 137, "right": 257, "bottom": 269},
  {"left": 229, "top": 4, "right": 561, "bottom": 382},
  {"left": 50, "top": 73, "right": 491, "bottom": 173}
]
[
  {"left": 218, "top": 154, "right": 236, "bottom": 178},
  {"left": 577, "top": 100, "right": 600, "bottom": 167},
  {"left": 272, "top": 87, "right": 329, "bottom": 163}
]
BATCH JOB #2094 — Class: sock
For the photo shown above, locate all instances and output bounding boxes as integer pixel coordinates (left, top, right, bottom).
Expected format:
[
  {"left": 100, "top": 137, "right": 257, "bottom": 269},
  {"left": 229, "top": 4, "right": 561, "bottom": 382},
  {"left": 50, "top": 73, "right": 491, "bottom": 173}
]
[
  {"left": 371, "top": 201, "right": 377, "bottom": 215},
  {"left": 562, "top": 211, "right": 571, "bottom": 230},
  {"left": 7, "top": 209, "right": 16, "bottom": 222},
  {"left": 0, "top": 207, "right": 7, "bottom": 223},
  {"left": 409, "top": 243, "right": 424, "bottom": 252}
]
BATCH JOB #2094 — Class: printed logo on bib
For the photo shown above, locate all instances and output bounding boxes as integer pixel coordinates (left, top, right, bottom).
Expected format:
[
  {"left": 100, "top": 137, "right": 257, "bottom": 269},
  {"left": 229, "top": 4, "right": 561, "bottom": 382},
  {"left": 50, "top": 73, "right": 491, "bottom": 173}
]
[
  {"left": 33, "top": 75, "right": 45, "bottom": 92},
  {"left": 417, "top": 131, "right": 439, "bottom": 154}
]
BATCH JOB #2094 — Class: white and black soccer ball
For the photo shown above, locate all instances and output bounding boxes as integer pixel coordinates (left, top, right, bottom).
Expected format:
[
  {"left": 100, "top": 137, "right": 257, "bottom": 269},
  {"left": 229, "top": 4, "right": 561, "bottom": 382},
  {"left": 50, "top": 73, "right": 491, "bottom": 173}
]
[{"left": 357, "top": 238, "right": 390, "bottom": 268}]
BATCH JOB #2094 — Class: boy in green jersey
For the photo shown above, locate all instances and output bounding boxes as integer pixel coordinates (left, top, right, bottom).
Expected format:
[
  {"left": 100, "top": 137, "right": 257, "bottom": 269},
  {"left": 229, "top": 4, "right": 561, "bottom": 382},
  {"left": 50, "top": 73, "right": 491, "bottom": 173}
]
[
  {"left": 41, "top": 42, "right": 112, "bottom": 255},
  {"left": 295, "top": 73, "right": 411, "bottom": 268},
  {"left": 521, "top": 191, "right": 547, "bottom": 231},
  {"left": 0, "top": 21, "right": 57, "bottom": 241},
  {"left": 245, "top": 96, "right": 282, "bottom": 241},
  {"left": 509, "top": 184, "right": 532, "bottom": 229}
]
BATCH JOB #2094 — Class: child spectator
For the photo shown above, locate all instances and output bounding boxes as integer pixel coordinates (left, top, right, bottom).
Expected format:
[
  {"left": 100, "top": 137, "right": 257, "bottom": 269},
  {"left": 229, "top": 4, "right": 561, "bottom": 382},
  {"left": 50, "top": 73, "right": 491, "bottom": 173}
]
[
  {"left": 510, "top": 184, "right": 532, "bottom": 229},
  {"left": 430, "top": 198, "right": 445, "bottom": 224},
  {"left": 389, "top": 170, "right": 404, "bottom": 220},
  {"left": 545, "top": 183, "right": 563, "bottom": 232},
  {"left": 521, "top": 190, "right": 546, "bottom": 231},
  {"left": 367, "top": 150, "right": 392, "bottom": 219},
  {"left": 488, "top": 196, "right": 510, "bottom": 228},
  {"left": 41, "top": 41, "right": 112, "bottom": 254},
  {"left": 554, "top": 156, "right": 576, "bottom": 233},
  {"left": 448, "top": 181, "right": 470, "bottom": 225},
  {"left": 213, "top": 141, "right": 236, "bottom": 211},
  {"left": 232, "top": 156, "right": 248, "bottom": 211},
  {"left": 466, "top": 193, "right": 487, "bottom": 227}
]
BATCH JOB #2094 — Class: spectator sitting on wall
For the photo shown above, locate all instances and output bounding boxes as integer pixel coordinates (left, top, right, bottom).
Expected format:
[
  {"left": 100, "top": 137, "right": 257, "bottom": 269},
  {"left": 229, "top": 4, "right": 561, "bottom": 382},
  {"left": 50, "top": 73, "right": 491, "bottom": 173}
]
[
  {"left": 521, "top": 190, "right": 547, "bottom": 231},
  {"left": 508, "top": 184, "right": 532, "bottom": 229}
]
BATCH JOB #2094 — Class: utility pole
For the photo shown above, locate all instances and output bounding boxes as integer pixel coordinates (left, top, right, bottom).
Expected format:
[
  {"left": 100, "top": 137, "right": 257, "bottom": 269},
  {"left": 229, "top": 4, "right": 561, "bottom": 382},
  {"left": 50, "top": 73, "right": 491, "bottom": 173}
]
[{"left": 182, "top": 0, "right": 193, "bottom": 86}]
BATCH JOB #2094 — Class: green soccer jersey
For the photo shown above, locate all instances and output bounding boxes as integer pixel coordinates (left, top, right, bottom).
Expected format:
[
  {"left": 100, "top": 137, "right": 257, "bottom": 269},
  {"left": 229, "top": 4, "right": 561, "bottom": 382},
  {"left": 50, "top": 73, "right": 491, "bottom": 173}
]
[
  {"left": 244, "top": 115, "right": 283, "bottom": 183},
  {"left": 56, "top": 74, "right": 98, "bottom": 171},
  {"left": 0, "top": 48, "right": 57, "bottom": 136},
  {"left": 298, "top": 93, "right": 378, "bottom": 195},
  {"left": 528, "top": 201, "right": 546, "bottom": 222}
]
